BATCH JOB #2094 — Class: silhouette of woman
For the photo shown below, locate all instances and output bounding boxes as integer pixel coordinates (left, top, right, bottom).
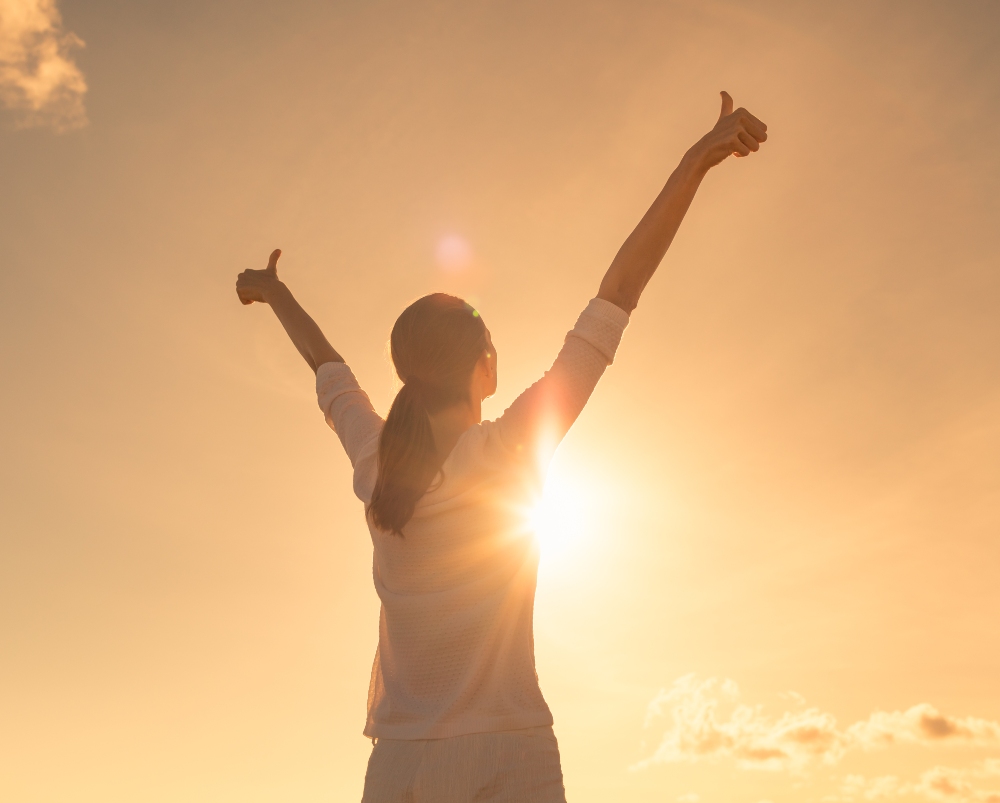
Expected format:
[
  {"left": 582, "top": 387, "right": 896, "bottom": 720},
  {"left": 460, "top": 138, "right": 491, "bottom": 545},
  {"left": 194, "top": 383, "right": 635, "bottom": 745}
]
[{"left": 237, "top": 92, "right": 766, "bottom": 803}]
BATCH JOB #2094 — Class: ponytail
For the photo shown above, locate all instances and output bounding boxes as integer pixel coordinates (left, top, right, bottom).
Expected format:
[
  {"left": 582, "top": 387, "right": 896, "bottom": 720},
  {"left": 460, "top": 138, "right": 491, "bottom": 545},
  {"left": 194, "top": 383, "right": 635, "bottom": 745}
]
[{"left": 368, "top": 294, "right": 487, "bottom": 536}]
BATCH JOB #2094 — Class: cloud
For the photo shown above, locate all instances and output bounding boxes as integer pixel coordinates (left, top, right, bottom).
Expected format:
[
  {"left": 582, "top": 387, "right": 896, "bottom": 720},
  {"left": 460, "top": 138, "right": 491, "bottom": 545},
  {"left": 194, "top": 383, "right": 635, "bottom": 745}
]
[
  {"left": 916, "top": 765, "right": 1000, "bottom": 803},
  {"left": 677, "top": 794, "right": 701, "bottom": 803},
  {"left": 0, "top": 0, "right": 87, "bottom": 130},
  {"left": 832, "top": 763, "right": 1000, "bottom": 803},
  {"left": 637, "top": 675, "right": 1000, "bottom": 774},
  {"left": 837, "top": 774, "right": 907, "bottom": 801},
  {"left": 634, "top": 674, "right": 847, "bottom": 772},
  {"left": 849, "top": 705, "right": 1000, "bottom": 750},
  {"left": 780, "top": 690, "right": 808, "bottom": 706}
]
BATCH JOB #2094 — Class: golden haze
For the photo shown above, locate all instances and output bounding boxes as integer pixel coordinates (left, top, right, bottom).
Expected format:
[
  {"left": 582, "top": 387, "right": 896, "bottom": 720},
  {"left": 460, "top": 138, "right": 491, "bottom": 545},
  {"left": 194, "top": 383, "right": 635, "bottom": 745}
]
[{"left": 1, "top": 1, "right": 998, "bottom": 801}]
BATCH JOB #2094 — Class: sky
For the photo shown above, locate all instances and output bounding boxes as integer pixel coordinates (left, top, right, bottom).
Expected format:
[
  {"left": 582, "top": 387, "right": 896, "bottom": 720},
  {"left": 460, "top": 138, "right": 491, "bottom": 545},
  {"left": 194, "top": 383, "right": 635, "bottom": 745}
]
[{"left": 1, "top": 1, "right": 998, "bottom": 801}]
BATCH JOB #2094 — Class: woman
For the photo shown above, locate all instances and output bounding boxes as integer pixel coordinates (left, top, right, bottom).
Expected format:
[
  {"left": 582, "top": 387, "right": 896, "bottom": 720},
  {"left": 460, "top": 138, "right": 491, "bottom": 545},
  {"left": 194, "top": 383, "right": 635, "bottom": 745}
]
[{"left": 236, "top": 92, "right": 766, "bottom": 802}]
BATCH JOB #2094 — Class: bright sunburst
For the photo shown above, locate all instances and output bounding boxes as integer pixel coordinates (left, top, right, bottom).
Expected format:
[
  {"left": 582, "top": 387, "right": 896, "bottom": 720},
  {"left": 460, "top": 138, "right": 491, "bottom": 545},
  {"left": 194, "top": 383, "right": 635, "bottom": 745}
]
[{"left": 527, "top": 465, "right": 600, "bottom": 569}]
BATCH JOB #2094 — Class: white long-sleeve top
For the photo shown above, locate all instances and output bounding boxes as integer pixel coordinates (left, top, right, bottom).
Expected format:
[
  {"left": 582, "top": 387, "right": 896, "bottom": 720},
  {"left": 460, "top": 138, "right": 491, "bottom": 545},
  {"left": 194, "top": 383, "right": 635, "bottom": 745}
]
[{"left": 316, "top": 297, "right": 629, "bottom": 740}]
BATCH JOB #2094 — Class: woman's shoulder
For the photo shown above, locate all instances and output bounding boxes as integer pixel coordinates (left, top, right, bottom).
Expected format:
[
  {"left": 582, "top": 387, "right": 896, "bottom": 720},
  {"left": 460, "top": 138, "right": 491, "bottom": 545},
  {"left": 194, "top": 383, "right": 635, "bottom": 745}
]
[{"left": 440, "top": 418, "right": 525, "bottom": 477}]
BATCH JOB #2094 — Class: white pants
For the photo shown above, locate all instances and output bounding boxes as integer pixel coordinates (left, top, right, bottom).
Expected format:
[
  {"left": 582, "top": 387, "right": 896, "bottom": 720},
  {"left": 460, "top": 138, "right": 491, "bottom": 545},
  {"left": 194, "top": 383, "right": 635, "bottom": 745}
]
[{"left": 361, "top": 726, "right": 567, "bottom": 803}]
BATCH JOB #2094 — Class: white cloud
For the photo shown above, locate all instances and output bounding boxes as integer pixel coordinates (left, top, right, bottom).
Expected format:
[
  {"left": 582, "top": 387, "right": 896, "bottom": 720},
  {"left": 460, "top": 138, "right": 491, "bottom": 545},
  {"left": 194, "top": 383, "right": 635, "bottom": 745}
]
[
  {"left": 780, "top": 690, "right": 808, "bottom": 706},
  {"left": 634, "top": 674, "right": 847, "bottom": 772},
  {"left": 637, "top": 675, "right": 1000, "bottom": 775},
  {"left": 916, "top": 766, "right": 1000, "bottom": 803},
  {"left": 833, "top": 765, "right": 1000, "bottom": 803},
  {"left": 849, "top": 705, "right": 1000, "bottom": 750},
  {"left": 0, "top": 0, "right": 86, "bottom": 130},
  {"left": 838, "top": 773, "right": 907, "bottom": 801},
  {"left": 677, "top": 793, "right": 701, "bottom": 803}
]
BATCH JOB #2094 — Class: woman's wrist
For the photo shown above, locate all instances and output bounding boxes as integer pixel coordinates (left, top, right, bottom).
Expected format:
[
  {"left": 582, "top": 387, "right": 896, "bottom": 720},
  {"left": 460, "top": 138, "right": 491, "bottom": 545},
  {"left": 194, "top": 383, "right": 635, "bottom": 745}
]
[
  {"left": 681, "top": 142, "right": 713, "bottom": 179},
  {"left": 262, "top": 279, "right": 290, "bottom": 306}
]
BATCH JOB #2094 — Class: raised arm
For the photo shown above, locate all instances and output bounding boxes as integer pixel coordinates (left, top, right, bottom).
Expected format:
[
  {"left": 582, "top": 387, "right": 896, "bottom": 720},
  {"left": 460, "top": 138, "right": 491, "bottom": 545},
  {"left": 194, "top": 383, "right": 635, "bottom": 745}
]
[
  {"left": 493, "top": 92, "right": 768, "bottom": 462},
  {"left": 236, "top": 249, "right": 344, "bottom": 372},
  {"left": 597, "top": 91, "right": 767, "bottom": 313}
]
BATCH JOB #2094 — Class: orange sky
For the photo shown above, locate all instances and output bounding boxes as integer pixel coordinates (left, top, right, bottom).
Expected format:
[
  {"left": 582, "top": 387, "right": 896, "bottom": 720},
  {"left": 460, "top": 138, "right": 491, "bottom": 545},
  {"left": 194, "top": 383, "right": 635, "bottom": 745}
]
[{"left": 1, "top": 1, "right": 998, "bottom": 801}]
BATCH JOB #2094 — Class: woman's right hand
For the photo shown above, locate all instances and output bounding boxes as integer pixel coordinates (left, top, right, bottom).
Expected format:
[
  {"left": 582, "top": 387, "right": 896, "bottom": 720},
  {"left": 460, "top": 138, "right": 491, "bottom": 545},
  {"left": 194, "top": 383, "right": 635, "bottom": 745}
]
[
  {"left": 236, "top": 248, "right": 283, "bottom": 305},
  {"left": 689, "top": 91, "right": 768, "bottom": 171}
]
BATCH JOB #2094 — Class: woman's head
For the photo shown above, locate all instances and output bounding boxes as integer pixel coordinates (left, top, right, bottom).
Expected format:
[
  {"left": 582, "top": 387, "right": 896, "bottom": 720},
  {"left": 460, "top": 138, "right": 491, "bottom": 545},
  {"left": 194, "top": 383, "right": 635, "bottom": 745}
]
[{"left": 368, "top": 293, "right": 493, "bottom": 536}]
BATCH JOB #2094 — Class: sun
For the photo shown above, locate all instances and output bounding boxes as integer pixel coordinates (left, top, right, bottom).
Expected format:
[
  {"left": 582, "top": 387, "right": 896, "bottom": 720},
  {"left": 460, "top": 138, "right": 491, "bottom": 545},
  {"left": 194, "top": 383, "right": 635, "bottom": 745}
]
[{"left": 527, "top": 467, "right": 595, "bottom": 567}]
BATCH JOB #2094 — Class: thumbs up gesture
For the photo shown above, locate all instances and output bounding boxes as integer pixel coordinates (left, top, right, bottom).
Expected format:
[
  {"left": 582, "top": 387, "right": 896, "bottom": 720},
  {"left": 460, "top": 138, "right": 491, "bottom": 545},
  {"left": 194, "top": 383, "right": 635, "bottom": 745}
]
[
  {"left": 236, "top": 248, "right": 283, "bottom": 305},
  {"left": 693, "top": 91, "right": 768, "bottom": 170}
]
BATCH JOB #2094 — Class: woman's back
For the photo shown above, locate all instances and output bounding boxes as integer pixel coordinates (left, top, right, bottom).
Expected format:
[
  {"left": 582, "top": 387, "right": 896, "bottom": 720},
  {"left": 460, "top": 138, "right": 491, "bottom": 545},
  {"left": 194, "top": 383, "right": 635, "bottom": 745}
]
[{"left": 317, "top": 298, "right": 630, "bottom": 739}]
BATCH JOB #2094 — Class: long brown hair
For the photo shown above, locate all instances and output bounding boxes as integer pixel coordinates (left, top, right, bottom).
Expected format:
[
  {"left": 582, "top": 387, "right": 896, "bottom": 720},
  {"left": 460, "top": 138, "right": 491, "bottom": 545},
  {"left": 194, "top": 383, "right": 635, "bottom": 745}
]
[{"left": 368, "top": 293, "right": 488, "bottom": 536}]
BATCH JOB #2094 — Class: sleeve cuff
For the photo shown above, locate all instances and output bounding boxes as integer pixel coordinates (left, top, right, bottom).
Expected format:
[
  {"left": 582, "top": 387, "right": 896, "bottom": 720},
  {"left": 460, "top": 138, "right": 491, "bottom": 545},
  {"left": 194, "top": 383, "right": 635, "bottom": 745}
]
[
  {"left": 316, "top": 361, "right": 360, "bottom": 416},
  {"left": 586, "top": 296, "right": 631, "bottom": 328},
  {"left": 568, "top": 297, "right": 630, "bottom": 363}
]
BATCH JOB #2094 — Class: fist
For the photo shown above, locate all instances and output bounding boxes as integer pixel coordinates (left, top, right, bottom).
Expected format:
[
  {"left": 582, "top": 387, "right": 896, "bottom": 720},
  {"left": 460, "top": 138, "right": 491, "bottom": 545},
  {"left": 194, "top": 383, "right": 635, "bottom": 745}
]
[
  {"left": 695, "top": 91, "right": 768, "bottom": 169},
  {"left": 236, "top": 249, "right": 282, "bottom": 305}
]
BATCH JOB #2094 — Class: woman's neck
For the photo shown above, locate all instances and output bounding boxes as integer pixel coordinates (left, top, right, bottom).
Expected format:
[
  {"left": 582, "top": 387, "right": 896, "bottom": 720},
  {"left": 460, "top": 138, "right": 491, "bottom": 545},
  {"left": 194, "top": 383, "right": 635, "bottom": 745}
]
[{"left": 427, "top": 397, "right": 482, "bottom": 461}]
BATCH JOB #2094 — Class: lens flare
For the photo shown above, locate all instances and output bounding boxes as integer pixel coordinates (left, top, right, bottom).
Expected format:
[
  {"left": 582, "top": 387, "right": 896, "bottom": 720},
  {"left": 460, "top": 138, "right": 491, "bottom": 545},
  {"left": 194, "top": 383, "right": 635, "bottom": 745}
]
[{"left": 435, "top": 234, "right": 473, "bottom": 273}]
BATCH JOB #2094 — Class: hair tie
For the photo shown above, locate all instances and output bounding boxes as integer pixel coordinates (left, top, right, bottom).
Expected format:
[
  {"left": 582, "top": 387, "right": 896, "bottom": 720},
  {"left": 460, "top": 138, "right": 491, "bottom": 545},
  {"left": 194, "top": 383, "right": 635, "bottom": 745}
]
[{"left": 403, "top": 375, "right": 425, "bottom": 393}]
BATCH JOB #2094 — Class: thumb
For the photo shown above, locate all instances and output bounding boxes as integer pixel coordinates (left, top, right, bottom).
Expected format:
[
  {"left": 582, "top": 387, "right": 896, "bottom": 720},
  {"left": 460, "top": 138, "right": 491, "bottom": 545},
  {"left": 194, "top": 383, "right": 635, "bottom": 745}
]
[
  {"left": 266, "top": 248, "right": 281, "bottom": 275},
  {"left": 718, "top": 90, "right": 734, "bottom": 121}
]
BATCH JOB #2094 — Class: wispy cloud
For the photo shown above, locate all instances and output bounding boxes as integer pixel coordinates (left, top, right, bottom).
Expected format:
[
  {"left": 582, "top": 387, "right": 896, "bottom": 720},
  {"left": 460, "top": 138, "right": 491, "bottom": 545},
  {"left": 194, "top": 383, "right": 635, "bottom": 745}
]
[
  {"left": 849, "top": 706, "right": 1000, "bottom": 750},
  {"left": 635, "top": 675, "right": 1000, "bottom": 775},
  {"left": 832, "top": 761, "right": 1000, "bottom": 803},
  {"left": 836, "top": 774, "right": 907, "bottom": 801},
  {"left": 913, "top": 766, "right": 1000, "bottom": 803},
  {"left": 0, "top": 0, "right": 87, "bottom": 130},
  {"left": 635, "top": 674, "right": 846, "bottom": 772}
]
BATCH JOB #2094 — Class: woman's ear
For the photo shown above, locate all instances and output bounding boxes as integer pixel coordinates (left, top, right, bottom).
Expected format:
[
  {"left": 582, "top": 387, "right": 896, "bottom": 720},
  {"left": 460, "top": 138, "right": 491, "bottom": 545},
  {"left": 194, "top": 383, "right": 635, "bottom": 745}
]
[
  {"left": 472, "top": 349, "right": 493, "bottom": 402},
  {"left": 483, "top": 348, "right": 498, "bottom": 400}
]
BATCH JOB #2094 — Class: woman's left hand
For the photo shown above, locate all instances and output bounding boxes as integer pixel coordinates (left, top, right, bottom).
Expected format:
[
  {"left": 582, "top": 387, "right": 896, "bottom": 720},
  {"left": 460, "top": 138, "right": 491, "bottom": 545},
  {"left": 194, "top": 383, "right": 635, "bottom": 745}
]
[{"left": 236, "top": 249, "right": 283, "bottom": 305}]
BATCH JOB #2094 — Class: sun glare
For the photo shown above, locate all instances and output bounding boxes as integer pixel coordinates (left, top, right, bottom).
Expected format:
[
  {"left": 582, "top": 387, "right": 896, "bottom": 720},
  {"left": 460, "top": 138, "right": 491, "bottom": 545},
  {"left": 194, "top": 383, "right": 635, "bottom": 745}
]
[{"left": 527, "top": 466, "right": 601, "bottom": 569}]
